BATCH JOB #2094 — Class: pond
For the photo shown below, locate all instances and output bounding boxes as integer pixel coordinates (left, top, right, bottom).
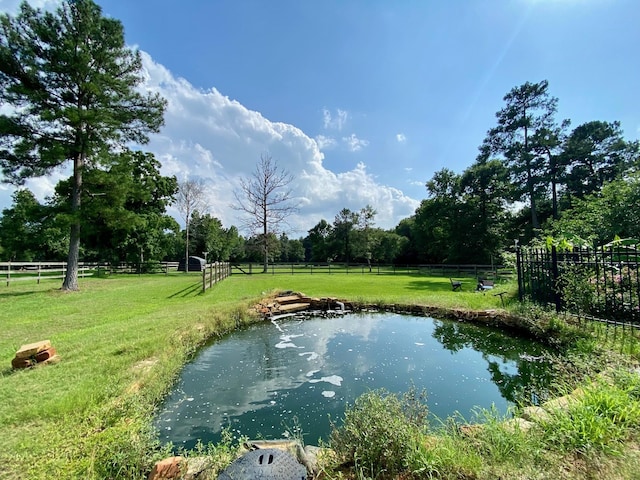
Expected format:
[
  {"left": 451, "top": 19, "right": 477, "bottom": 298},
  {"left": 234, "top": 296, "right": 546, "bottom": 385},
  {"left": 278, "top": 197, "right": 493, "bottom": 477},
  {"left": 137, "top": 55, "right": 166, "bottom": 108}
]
[{"left": 155, "top": 311, "right": 553, "bottom": 449}]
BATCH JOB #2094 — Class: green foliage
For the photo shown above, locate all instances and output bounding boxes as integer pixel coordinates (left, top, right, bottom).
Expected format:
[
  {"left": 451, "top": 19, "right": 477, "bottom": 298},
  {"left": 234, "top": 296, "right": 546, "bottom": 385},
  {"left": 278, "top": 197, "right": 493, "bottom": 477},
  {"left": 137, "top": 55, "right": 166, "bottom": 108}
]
[
  {"left": 406, "top": 431, "right": 482, "bottom": 479},
  {"left": 540, "top": 378, "right": 640, "bottom": 456},
  {"left": 558, "top": 264, "right": 597, "bottom": 315},
  {"left": 0, "top": 0, "right": 166, "bottom": 289},
  {"left": 329, "top": 388, "right": 429, "bottom": 476},
  {"left": 470, "top": 406, "right": 538, "bottom": 465}
]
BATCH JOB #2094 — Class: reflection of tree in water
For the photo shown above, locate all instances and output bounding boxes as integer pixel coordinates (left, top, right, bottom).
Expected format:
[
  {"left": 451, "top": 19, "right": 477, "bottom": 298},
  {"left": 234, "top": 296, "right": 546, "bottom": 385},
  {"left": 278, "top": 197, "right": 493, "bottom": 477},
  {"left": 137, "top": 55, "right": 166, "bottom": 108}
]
[{"left": 432, "top": 320, "right": 554, "bottom": 405}]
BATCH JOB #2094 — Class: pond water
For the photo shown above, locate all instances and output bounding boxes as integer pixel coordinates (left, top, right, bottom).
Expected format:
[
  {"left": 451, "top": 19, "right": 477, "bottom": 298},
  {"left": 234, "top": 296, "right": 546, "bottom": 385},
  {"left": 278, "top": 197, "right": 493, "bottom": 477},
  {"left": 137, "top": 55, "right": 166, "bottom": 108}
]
[{"left": 155, "top": 312, "right": 553, "bottom": 449}]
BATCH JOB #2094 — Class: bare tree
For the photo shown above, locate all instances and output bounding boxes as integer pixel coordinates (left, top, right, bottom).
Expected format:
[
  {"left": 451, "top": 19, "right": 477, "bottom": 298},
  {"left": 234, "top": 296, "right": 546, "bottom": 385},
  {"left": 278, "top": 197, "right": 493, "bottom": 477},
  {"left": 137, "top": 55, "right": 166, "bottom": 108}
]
[
  {"left": 233, "top": 153, "right": 299, "bottom": 272},
  {"left": 175, "top": 178, "right": 207, "bottom": 270}
]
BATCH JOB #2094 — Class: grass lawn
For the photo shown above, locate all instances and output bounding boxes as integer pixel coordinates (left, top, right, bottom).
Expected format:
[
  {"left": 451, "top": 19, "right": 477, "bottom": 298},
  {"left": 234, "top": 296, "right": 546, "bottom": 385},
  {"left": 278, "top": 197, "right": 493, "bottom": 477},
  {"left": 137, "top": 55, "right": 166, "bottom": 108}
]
[
  {"left": 0, "top": 272, "right": 507, "bottom": 479},
  {"left": 4, "top": 271, "right": 638, "bottom": 479}
]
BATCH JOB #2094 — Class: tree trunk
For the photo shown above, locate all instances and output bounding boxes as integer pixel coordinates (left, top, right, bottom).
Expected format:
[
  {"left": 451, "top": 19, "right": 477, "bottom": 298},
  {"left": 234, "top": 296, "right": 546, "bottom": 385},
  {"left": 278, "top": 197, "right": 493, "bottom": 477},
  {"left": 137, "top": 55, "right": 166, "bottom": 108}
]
[{"left": 62, "top": 151, "right": 83, "bottom": 291}]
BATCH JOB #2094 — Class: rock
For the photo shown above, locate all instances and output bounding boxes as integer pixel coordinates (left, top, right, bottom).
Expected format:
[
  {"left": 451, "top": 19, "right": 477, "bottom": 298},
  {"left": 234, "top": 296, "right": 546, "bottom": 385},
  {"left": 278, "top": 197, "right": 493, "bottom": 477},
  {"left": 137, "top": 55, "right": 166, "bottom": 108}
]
[
  {"left": 521, "top": 405, "right": 550, "bottom": 423},
  {"left": 504, "top": 417, "right": 534, "bottom": 433},
  {"left": 148, "top": 456, "right": 184, "bottom": 480},
  {"left": 184, "top": 456, "right": 213, "bottom": 480},
  {"left": 544, "top": 394, "right": 578, "bottom": 411}
]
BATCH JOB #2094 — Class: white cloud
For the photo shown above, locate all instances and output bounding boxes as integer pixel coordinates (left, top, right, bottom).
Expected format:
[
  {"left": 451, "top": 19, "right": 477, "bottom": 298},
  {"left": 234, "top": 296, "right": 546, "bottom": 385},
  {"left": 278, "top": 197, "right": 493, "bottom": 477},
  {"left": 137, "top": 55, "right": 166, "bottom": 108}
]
[
  {"left": 314, "top": 135, "right": 337, "bottom": 150},
  {"left": 139, "top": 53, "right": 418, "bottom": 231},
  {"left": 322, "top": 108, "right": 348, "bottom": 131},
  {"left": 0, "top": 0, "right": 60, "bottom": 14},
  {"left": 0, "top": 51, "right": 419, "bottom": 234},
  {"left": 396, "top": 133, "right": 407, "bottom": 143},
  {"left": 342, "top": 133, "right": 369, "bottom": 152}
]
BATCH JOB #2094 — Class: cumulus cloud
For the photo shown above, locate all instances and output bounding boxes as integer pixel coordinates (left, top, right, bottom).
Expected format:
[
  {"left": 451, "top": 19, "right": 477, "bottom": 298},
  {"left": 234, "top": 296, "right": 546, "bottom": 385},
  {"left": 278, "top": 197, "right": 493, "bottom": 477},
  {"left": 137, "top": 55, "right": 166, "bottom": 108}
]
[
  {"left": 314, "top": 135, "right": 337, "bottom": 151},
  {"left": 396, "top": 133, "right": 407, "bottom": 143},
  {"left": 139, "top": 53, "right": 419, "bottom": 231},
  {"left": 0, "top": 0, "right": 60, "bottom": 14},
  {"left": 322, "top": 108, "right": 348, "bottom": 131},
  {"left": 342, "top": 133, "right": 369, "bottom": 152},
  {"left": 0, "top": 49, "right": 419, "bottom": 233}
]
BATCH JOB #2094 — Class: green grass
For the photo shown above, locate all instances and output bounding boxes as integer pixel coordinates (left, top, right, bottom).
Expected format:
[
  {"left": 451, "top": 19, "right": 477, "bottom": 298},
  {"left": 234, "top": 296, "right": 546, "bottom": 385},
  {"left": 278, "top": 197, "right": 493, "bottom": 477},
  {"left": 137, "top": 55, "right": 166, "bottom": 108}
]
[
  {"left": 1, "top": 272, "right": 638, "bottom": 479},
  {"left": 0, "top": 272, "right": 506, "bottom": 479}
]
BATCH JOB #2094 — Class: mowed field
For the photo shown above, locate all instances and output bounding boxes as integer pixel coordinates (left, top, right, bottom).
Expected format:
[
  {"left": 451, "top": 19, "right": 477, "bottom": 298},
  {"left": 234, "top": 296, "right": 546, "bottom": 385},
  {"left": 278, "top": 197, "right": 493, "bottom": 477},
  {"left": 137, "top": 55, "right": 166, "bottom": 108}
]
[{"left": 0, "top": 272, "right": 509, "bottom": 479}]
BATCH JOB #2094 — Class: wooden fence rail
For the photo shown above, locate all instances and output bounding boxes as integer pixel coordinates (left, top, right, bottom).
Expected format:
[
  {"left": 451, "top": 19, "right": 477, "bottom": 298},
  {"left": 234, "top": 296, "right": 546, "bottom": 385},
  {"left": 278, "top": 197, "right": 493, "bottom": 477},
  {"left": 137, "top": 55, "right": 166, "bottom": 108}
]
[
  {"left": 0, "top": 261, "right": 182, "bottom": 286},
  {"left": 202, "top": 262, "right": 231, "bottom": 292},
  {"left": 0, "top": 262, "right": 99, "bottom": 286}
]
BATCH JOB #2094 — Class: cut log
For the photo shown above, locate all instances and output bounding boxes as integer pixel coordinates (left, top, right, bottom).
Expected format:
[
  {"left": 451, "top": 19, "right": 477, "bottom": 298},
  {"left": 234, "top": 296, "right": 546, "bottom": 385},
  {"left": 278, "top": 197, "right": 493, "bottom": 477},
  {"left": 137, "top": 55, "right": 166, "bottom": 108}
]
[
  {"left": 15, "top": 340, "right": 51, "bottom": 359},
  {"left": 35, "top": 347, "right": 57, "bottom": 362},
  {"left": 11, "top": 357, "right": 35, "bottom": 369}
]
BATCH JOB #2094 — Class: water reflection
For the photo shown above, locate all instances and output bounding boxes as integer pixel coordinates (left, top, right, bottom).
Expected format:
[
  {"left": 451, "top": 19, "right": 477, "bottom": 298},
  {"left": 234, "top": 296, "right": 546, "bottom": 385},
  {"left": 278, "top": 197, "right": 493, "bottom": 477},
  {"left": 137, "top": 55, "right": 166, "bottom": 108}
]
[{"left": 155, "top": 312, "right": 553, "bottom": 449}]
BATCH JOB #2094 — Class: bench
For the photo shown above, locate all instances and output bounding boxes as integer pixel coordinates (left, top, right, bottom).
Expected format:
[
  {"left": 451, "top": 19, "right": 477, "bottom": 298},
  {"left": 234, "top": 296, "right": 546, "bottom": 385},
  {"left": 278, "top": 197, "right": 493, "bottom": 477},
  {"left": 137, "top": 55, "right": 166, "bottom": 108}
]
[
  {"left": 450, "top": 278, "right": 462, "bottom": 291},
  {"left": 477, "top": 279, "right": 494, "bottom": 291}
]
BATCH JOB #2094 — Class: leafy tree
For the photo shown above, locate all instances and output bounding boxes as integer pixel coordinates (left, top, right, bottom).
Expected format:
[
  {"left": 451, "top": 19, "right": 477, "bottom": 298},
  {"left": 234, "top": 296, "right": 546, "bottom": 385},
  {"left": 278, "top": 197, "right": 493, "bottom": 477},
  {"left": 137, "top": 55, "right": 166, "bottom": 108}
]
[
  {"left": 459, "top": 156, "right": 511, "bottom": 263},
  {"left": 233, "top": 153, "right": 299, "bottom": 272},
  {"left": 278, "top": 233, "right": 305, "bottom": 262},
  {"left": 331, "top": 208, "right": 359, "bottom": 263},
  {"left": 351, "top": 205, "right": 377, "bottom": 269},
  {"left": 51, "top": 150, "right": 178, "bottom": 264},
  {"left": 0, "top": 189, "right": 43, "bottom": 260},
  {"left": 546, "top": 174, "right": 640, "bottom": 245},
  {"left": 560, "top": 121, "right": 637, "bottom": 203},
  {"left": 305, "top": 219, "right": 333, "bottom": 262},
  {"left": 412, "top": 168, "right": 465, "bottom": 263},
  {"left": 369, "top": 229, "right": 407, "bottom": 264},
  {"left": 481, "top": 80, "right": 558, "bottom": 230},
  {"left": 0, "top": 0, "right": 166, "bottom": 290},
  {"left": 189, "top": 211, "right": 239, "bottom": 262}
]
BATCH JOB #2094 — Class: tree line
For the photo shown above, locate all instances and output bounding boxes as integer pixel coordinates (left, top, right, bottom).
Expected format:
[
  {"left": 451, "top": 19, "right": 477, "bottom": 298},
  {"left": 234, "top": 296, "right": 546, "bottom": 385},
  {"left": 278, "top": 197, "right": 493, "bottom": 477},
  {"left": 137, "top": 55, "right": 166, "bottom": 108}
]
[{"left": 1, "top": 2, "right": 638, "bottom": 290}]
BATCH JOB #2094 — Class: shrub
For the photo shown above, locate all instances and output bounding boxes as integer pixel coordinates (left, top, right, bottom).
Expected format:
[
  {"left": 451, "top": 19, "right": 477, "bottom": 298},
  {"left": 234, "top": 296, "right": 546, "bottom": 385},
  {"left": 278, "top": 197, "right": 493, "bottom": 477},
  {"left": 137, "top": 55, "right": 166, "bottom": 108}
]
[{"left": 329, "top": 388, "right": 428, "bottom": 476}]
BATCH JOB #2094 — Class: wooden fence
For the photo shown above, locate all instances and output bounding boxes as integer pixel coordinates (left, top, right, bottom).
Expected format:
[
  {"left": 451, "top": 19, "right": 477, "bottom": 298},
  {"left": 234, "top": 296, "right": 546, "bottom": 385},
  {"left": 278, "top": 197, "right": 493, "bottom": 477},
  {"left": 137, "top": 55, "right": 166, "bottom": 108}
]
[
  {"left": 0, "top": 262, "right": 99, "bottom": 286},
  {"left": 231, "top": 262, "right": 511, "bottom": 279},
  {"left": 202, "top": 262, "right": 231, "bottom": 292},
  {"left": 0, "top": 261, "right": 181, "bottom": 286}
]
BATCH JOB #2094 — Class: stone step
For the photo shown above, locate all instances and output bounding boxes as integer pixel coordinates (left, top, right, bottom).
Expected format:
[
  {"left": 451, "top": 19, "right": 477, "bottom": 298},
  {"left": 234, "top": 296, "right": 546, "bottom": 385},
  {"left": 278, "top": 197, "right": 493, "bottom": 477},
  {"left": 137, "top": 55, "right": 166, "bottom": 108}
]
[{"left": 277, "top": 303, "right": 311, "bottom": 313}]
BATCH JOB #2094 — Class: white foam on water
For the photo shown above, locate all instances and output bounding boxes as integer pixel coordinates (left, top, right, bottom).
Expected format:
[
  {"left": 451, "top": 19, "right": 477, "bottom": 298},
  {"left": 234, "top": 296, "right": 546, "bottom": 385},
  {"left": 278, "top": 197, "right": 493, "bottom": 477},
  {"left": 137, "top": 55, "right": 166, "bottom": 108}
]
[
  {"left": 270, "top": 319, "right": 285, "bottom": 333},
  {"left": 309, "top": 375, "right": 343, "bottom": 386},
  {"left": 415, "top": 342, "right": 425, "bottom": 346},
  {"left": 322, "top": 391, "right": 336, "bottom": 398},
  {"left": 306, "top": 369, "right": 320, "bottom": 377},
  {"left": 299, "top": 352, "right": 319, "bottom": 360},
  {"left": 275, "top": 341, "right": 299, "bottom": 349}
]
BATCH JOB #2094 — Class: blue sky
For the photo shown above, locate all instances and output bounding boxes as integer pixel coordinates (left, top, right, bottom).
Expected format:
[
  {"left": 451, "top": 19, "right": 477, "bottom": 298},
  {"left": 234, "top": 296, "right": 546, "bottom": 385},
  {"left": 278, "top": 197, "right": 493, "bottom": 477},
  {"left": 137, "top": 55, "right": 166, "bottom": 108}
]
[{"left": 1, "top": 0, "right": 639, "bottom": 234}]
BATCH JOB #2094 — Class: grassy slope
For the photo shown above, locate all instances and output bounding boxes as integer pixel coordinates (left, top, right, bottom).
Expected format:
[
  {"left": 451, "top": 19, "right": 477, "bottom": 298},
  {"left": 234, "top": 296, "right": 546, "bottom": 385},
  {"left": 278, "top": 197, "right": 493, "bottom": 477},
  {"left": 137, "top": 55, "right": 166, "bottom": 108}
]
[{"left": 0, "top": 272, "right": 508, "bottom": 479}]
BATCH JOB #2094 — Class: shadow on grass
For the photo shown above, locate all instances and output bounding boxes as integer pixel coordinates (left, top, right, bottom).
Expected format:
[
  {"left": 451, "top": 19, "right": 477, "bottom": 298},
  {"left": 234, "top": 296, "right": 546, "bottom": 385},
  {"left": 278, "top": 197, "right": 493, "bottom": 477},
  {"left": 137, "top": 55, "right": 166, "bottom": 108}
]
[
  {"left": 0, "top": 289, "right": 46, "bottom": 299},
  {"left": 167, "top": 282, "right": 202, "bottom": 298},
  {"left": 405, "top": 279, "right": 471, "bottom": 292}
]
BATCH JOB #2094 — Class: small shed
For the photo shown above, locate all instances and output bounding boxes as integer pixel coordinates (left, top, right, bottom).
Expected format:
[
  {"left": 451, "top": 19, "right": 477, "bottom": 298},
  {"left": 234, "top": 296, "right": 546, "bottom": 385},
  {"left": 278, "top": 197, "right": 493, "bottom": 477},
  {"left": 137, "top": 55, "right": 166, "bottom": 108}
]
[{"left": 178, "top": 256, "right": 206, "bottom": 272}]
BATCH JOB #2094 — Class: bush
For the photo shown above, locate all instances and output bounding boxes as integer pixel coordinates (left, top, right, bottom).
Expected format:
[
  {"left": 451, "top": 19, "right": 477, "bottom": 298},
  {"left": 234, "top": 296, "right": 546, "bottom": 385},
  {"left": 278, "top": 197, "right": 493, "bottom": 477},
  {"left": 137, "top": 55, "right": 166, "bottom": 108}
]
[{"left": 329, "top": 388, "right": 428, "bottom": 476}]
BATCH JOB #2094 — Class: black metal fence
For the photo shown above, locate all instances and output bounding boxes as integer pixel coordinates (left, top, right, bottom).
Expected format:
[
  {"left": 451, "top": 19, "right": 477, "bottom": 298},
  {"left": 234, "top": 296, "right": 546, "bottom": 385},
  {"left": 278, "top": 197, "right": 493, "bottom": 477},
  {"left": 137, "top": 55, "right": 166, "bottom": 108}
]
[{"left": 516, "top": 244, "right": 640, "bottom": 324}]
